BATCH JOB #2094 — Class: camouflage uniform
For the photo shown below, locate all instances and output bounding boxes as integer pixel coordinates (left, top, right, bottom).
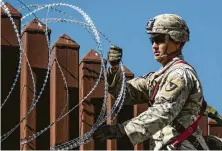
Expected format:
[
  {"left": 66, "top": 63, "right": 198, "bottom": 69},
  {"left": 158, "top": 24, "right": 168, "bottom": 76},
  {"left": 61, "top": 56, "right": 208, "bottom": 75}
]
[
  {"left": 99, "top": 14, "right": 209, "bottom": 150},
  {"left": 107, "top": 55, "right": 209, "bottom": 150}
]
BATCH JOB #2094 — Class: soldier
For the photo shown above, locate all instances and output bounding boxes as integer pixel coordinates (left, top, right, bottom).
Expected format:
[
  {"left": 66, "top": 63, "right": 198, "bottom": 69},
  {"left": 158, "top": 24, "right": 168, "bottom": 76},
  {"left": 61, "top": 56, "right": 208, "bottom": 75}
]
[{"left": 93, "top": 14, "right": 209, "bottom": 150}]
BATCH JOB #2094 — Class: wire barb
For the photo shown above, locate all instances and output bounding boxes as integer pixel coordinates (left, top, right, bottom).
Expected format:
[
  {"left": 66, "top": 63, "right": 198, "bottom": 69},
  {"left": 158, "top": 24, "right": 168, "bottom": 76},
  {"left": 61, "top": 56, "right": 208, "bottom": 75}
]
[{"left": 1, "top": 1, "right": 127, "bottom": 150}]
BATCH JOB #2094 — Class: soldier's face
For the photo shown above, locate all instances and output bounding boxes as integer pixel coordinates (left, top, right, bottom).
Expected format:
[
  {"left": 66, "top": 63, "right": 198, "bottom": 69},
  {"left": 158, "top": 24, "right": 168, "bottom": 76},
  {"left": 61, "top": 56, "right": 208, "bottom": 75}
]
[{"left": 150, "top": 34, "right": 181, "bottom": 63}]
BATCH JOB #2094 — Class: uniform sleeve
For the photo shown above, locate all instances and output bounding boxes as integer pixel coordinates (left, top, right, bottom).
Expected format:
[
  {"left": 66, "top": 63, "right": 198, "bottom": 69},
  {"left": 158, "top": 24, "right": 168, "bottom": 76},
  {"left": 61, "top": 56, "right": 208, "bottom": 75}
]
[
  {"left": 107, "top": 66, "right": 153, "bottom": 105},
  {"left": 122, "top": 68, "right": 194, "bottom": 145}
]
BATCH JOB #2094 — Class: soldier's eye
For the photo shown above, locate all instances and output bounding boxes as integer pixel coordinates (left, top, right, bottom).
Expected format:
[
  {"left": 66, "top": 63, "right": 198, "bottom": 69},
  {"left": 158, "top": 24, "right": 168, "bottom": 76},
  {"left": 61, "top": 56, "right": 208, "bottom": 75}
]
[{"left": 150, "top": 34, "right": 166, "bottom": 44}]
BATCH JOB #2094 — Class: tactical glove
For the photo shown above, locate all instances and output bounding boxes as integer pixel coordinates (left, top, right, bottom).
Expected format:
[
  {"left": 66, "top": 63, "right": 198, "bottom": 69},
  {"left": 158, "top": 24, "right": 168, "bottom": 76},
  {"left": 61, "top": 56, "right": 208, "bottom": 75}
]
[
  {"left": 108, "top": 45, "right": 123, "bottom": 66},
  {"left": 93, "top": 124, "right": 126, "bottom": 141}
]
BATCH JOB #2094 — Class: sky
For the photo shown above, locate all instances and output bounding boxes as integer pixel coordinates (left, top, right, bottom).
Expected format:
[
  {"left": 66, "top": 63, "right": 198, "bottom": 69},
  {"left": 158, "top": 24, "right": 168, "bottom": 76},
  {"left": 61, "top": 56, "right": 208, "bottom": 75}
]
[{"left": 3, "top": 0, "right": 222, "bottom": 114}]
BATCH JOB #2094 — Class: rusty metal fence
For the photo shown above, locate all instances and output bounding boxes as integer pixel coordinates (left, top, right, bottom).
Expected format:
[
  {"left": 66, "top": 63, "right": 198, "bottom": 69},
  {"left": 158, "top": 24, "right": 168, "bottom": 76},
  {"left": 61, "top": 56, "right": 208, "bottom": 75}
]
[{"left": 1, "top": 2, "right": 222, "bottom": 150}]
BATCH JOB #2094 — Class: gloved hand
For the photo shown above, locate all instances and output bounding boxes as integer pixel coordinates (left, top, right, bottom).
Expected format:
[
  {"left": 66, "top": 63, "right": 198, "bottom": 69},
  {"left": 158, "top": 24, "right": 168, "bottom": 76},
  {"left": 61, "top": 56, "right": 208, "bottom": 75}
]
[
  {"left": 93, "top": 124, "right": 126, "bottom": 141},
  {"left": 108, "top": 45, "right": 123, "bottom": 67}
]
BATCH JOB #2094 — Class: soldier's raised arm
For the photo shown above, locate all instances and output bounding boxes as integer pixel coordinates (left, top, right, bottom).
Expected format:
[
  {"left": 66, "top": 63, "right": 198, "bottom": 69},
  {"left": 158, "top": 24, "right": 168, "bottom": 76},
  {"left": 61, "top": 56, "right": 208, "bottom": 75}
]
[{"left": 107, "top": 46, "right": 153, "bottom": 105}]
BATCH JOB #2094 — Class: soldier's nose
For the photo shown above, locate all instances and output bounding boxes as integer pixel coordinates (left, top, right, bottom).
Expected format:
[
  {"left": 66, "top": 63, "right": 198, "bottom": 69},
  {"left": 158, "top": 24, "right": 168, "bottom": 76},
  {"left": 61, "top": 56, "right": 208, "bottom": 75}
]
[{"left": 152, "top": 42, "right": 159, "bottom": 50}]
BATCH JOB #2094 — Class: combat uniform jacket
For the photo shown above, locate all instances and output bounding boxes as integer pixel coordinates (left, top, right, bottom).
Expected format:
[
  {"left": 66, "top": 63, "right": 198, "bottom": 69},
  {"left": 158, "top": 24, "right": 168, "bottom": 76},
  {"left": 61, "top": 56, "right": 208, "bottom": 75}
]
[{"left": 107, "top": 55, "right": 209, "bottom": 150}]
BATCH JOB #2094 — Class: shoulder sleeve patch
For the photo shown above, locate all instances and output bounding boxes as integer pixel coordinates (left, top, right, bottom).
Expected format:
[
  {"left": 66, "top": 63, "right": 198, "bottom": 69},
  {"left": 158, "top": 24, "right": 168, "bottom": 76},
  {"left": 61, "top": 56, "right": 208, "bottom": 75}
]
[{"left": 160, "top": 74, "right": 185, "bottom": 101}]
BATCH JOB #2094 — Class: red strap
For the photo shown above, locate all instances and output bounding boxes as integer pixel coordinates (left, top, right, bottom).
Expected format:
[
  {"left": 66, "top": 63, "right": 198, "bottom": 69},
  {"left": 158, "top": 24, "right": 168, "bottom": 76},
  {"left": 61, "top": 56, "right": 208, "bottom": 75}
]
[
  {"left": 169, "top": 59, "right": 206, "bottom": 147},
  {"left": 151, "top": 83, "right": 159, "bottom": 102},
  {"left": 174, "top": 60, "right": 197, "bottom": 73},
  {"left": 174, "top": 60, "right": 187, "bottom": 64},
  {"left": 168, "top": 60, "right": 205, "bottom": 147},
  {"left": 151, "top": 60, "right": 188, "bottom": 103},
  {"left": 171, "top": 111, "right": 204, "bottom": 147}
]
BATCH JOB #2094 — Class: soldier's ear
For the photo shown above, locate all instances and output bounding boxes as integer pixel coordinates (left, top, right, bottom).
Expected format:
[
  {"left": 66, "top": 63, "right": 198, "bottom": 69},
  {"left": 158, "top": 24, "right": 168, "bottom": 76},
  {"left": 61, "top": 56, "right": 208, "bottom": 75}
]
[
  {"left": 173, "top": 41, "right": 182, "bottom": 50},
  {"left": 176, "top": 43, "right": 181, "bottom": 50}
]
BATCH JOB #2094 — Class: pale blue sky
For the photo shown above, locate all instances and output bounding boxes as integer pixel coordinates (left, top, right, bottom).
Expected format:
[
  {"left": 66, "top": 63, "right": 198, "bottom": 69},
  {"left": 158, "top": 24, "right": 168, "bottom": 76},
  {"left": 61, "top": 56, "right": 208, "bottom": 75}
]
[{"left": 4, "top": 0, "right": 222, "bottom": 114}]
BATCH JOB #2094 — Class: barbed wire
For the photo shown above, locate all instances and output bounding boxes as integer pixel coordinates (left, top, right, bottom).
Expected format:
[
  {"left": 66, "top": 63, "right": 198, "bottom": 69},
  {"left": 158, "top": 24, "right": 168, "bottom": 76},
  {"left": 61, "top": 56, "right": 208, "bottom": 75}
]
[
  {"left": 1, "top": 2, "right": 37, "bottom": 142},
  {"left": 1, "top": 1, "right": 127, "bottom": 150}
]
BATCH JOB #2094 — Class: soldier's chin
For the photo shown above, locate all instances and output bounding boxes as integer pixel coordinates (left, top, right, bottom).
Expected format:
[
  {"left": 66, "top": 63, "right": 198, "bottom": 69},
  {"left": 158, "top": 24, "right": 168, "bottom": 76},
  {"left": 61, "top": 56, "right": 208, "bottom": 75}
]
[{"left": 154, "top": 56, "right": 164, "bottom": 63}]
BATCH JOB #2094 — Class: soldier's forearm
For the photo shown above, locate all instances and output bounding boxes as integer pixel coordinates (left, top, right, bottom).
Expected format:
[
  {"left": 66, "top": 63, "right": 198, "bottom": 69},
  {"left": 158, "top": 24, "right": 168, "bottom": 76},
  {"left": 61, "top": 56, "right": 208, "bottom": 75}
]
[
  {"left": 108, "top": 66, "right": 133, "bottom": 105},
  {"left": 108, "top": 65, "right": 136, "bottom": 105},
  {"left": 107, "top": 67, "right": 150, "bottom": 106},
  {"left": 107, "top": 65, "right": 121, "bottom": 94}
]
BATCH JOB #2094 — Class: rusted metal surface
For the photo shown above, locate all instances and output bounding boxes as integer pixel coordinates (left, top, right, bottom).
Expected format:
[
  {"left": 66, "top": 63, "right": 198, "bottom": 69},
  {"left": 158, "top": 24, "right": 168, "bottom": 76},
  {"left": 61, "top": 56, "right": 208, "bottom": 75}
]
[
  {"left": 1, "top": 2, "right": 22, "bottom": 18},
  {"left": 199, "top": 115, "right": 208, "bottom": 136},
  {"left": 79, "top": 49, "right": 106, "bottom": 150},
  {"left": 20, "top": 19, "right": 51, "bottom": 150},
  {"left": 106, "top": 94, "right": 117, "bottom": 150},
  {"left": 1, "top": 3, "right": 21, "bottom": 47},
  {"left": 50, "top": 34, "right": 79, "bottom": 147},
  {"left": 208, "top": 119, "right": 222, "bottom": 138},
  {"left": 209, "top": 119, "right": 217, "bottom": 125},
  {"left": 209, "top": 124, "right": 222, "bottom": 138},
  {"left": 81, "top": 49, "right": 103, "bottom": 63},
  {"left": 1, "top": 3, "right": 21, "bottom": 150},
  {"left": 20, "top": 61, "right": 37, "bottom": 150},
  {"left": 22, "top": 18, "right": 51, "bottom": 34},
  {"left": 21, "top": 19, "right": 51, "bottom": 69},
  {"left": 52, "top": 33, "right": 80, "bottom": 50}
]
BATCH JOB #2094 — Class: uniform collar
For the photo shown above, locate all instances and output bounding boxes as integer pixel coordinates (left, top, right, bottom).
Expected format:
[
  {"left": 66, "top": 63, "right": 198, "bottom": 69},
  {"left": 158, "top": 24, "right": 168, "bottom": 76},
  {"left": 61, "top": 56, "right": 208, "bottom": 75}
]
[{"left": 158, "top": 54, "right": 184, "bottom": 74}]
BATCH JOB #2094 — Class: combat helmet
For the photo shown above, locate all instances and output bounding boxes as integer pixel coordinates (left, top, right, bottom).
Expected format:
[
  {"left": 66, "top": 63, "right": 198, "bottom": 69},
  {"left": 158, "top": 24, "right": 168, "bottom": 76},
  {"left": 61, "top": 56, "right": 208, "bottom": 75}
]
[{"left": 146, "top": 14, "right": 190, "bottom": 43}]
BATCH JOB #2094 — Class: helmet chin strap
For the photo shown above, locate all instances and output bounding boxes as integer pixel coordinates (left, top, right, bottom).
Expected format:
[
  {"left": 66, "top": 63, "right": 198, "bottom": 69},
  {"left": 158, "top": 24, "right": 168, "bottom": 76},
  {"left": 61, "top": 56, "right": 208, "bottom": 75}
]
[
  {"left": 156, "top": 35, "right": 182, "bottom": 64},
  {"left": 155, "top": 35, "right": 170, "bottom": 62}
]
